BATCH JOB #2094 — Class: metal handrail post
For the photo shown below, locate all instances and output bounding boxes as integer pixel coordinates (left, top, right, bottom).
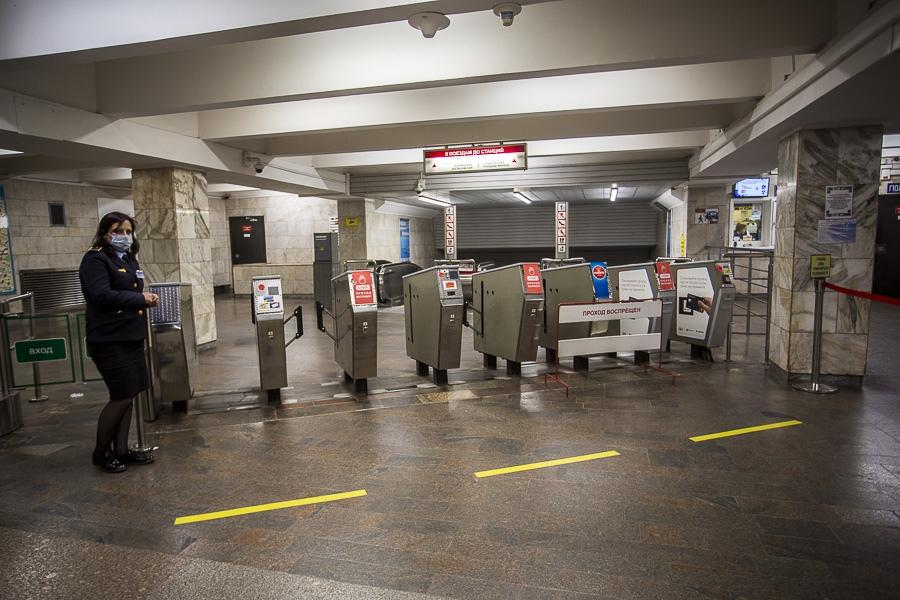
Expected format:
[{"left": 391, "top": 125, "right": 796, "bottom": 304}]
[
  {"left": 745, "top": 253, "right": 753, "bottom": 335},
  {"left": 131, "top": 316, "right": 158, "bottom": 456},
  {"left": 764, "top": 258, "right": 774, "bottom": 364},
  {"left": 26, "top": 295, "right": 47, "bottom": 403},
  {"left": 792, "top": 278, "right": 837, "bottom": 394}
]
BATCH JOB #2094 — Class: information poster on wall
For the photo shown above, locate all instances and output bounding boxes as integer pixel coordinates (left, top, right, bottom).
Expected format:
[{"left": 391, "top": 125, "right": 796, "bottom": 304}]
[
  {"left": 676, "top": 267, "right": 714, "bottom": 340},
  {"left": 817, "top": 218, "right": 857, "bottom": 244},
  {"left": 694, "top": 208, "right": 719, "bottom": 224},
  {"left": 617, "top": 268, "right": 654, "bottom": 335},
  {"left": 825, "top": 185, "right": 853, "bottom": 219},
  {"left": 0, "top": 185, "right": 14, "bottom": 295}
]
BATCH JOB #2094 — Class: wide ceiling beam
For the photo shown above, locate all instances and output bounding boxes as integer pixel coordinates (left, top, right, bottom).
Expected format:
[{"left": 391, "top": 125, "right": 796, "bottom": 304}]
[
  {"left": 0, "top": 0, "right": 553, "bottom": 68},
  {"left": 0, "top": 89, "right": 348, "bottom": 196},
  {"left": 92, "top": 0, "right": 835, "bottom": 117}
]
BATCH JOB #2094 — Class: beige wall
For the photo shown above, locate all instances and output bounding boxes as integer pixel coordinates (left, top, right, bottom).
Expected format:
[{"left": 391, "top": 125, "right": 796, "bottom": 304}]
[
  {"left": 209, "top": 195, "right": 230, "bottom": 287},
  {"left": 3, "top": 179, "right": 131, "bottom": 291},
  {"left": 365, "top": 203, "right": 436, "bottom": 267},
  {"left": 225, "top": 193, "right": 335, "bottom": 294},
  {"left": 686, "top": 186, "right": 730, "bottom": 260}
]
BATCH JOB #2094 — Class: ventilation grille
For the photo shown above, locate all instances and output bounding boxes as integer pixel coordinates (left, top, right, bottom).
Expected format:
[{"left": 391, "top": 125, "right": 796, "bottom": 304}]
[{"left": 19, "top": 269, "right": 85, "bottom": 313}]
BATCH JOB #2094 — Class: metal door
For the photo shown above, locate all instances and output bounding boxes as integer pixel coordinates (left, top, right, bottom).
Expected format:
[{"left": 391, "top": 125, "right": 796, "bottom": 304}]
[
  {"left": 874, "top": 195, "right": 900, "bottom": 297},
  {"left": 229, "top": 216, "right": 267, "bottom": 264}
]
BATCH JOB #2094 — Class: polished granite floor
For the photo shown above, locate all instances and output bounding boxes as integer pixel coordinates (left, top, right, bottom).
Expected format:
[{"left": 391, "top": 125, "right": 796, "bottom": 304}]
[{"left": 1, "top": 297, "right": 898, "bottom": 599}]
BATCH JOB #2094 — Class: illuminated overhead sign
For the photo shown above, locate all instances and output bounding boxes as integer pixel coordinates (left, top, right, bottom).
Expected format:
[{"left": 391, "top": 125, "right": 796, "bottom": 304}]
[{"left": 424, "top": 144, "right": 527, "bottom": 175}]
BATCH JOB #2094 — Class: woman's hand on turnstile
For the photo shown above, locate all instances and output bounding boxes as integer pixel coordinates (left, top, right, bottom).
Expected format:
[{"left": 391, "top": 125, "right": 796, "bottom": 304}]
[{"left": 143, "top": 292, "right": 159, "bottom": 307}]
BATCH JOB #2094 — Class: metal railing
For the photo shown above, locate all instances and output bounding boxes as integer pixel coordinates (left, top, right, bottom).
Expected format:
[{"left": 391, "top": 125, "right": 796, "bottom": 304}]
[
  {"left": 0, "top": 292, "right": 49, "bottom": 402},
  {"left": 706, "top": 246, "right": 774, "bottom": 363}
]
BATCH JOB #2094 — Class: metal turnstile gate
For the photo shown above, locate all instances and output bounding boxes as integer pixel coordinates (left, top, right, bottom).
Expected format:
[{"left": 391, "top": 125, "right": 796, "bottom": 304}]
[
  {"left": 147, "top": 283, "right": 198, "bottom": 414},
  {"left": 324, "top": 270, "right": 378, "bottom": 393},
  {"left": 403, "top": 266, "right": 465, "bottom": 384},
  {"left": 471, "top": 263, "right": 544, "bottom": 376},
  {"left": 668, "top": 260, "right": 736, "bottom": 358},
  {"left": 251, "top": 275, "right": 304, "bottom": 402},
  {"left": 606, "top": 262, "right": 676, "bottom": 361},
  {"left": 539, "top": 261, "right": 594, "bottom": 368}
]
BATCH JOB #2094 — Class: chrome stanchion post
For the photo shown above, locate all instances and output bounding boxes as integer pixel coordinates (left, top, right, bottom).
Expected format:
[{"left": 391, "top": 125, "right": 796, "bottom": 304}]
[
  {"left": 764, "top": 258, "right": 774, "bottom": 364},
  {"left": 792, "top": 275, "right": 837, "bottom": 394},
  {"left": 26, "top": 294, "right": 48, "bottom": 403},
  {"left": 131, "top": 314, "right": 158, "bottom": 456}
]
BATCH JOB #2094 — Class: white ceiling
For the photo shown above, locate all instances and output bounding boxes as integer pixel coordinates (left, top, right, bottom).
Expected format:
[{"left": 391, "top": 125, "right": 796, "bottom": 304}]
[{"left": 0, "top": 0, "right": 897, "bottom": 210}]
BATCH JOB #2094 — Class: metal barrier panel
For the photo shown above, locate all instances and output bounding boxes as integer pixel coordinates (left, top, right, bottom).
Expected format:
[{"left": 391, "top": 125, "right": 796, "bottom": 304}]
[
  {"left": 2, "top": 314, "right": 76, "bottom": 387},
  {"left": 75, "top": 313, "right": 104, "bottom": 382}
]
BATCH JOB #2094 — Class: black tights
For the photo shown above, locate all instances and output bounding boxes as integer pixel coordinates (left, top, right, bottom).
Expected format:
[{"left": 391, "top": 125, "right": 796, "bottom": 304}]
[{"left": 94, "top": 397, "right": 134, "bottom": 458}]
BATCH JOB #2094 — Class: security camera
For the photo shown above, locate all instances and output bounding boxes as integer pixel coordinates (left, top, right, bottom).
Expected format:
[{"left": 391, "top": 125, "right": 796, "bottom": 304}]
[
  {"left": 493, "top": 3, "right": 521, "bottom": 27},
  {"left": 241, "top": 151, "right": 270, "bottom": 174},
  {"left": 414, "top": 175, "right": 427, "bottom": 194}
]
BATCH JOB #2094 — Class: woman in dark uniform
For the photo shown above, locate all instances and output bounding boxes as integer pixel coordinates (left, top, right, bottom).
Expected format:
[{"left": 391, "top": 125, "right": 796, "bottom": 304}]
[{"left": 79, "top": 212, "right": 158, "bottom": 473}]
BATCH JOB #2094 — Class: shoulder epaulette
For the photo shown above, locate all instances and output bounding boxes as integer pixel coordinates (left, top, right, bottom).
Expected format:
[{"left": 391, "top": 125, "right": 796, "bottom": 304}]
[{"left": 89, "top": 246, "right": 102, "bottom": 251}]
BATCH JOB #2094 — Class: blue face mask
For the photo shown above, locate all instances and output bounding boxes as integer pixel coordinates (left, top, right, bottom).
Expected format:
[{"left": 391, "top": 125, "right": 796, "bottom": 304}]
[{"left": 109, "top": 233, "right": 133, "bottom": 253}]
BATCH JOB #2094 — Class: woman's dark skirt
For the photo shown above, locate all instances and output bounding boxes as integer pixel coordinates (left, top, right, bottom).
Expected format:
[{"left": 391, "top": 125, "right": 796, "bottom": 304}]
[{"left": 87, "top": 340, "right": 149, "bottom": 401}]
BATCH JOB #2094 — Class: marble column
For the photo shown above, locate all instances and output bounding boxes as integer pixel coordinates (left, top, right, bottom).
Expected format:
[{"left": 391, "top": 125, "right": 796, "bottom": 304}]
[
  {"left": 132, "top": 168, "right": 217, "bottom": 345},
  {"left": 337, "top": 199, "right": 367, "bottom": 266},
  {"left": 769, "top": 126, "right": 882, "bottom": 384},
  {"left": 685, "top": 185, "right": 730, "bottom": 260}
]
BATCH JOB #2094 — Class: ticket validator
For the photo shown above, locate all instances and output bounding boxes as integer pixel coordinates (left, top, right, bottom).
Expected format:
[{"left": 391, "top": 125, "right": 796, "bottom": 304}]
[
  {"left": 539, "top": 261, "right": 594, "bottom": 369},
  {"left": 403, "top": 266, "right": 465, "bottom": 384},
  {"left": 328, "top": 270, "right": 378, "bottom": 393},
  {"left": 471, "top": 263, "right": 545, "bottom": 376},
  {"left": 251, "top": 275, "right": 304, "bottom": 402},
  {"left": 667, "top": 260, "right": 736, "bottom": 358}
]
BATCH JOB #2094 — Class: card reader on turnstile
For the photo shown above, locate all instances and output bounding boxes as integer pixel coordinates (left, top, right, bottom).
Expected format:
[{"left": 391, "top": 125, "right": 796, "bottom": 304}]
[
  {"left": 330, "top": 270, "right": 378, "bottom": 393},
  {"left": 403, "top": 266, "right": 465, "bottom": 384},
  {"left": 471, "top": 263, "right": 544, "bottom": 376},
  {"left": 252, "top": 275, "right": 287, "bottom": 401},
  {"left": 667, "top": 260, "right": 736, "bottom": 358}
]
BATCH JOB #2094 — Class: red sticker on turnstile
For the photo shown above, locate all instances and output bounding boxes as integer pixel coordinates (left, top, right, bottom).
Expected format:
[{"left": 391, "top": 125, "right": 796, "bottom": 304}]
[
  {"left": 655, "top": 261, "right": 675, "bottom": 292},
  {"left": 349, "top": 270, "right": 375, "bottom": 305},
  {"left": 522, "top": 263, "right": 543, "bottom": 295}
]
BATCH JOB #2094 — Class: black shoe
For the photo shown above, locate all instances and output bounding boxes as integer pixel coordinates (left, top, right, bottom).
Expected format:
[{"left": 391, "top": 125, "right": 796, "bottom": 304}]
[
  {"left": 120, "top": 450, "right": 154, "bottom": 465},
  {"left": 92, "top": 451, "right": 127, "bottom": 473}
]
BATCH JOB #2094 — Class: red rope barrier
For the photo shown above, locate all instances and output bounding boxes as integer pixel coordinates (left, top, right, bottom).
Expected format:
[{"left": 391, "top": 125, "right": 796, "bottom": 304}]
[{"left": 824, "top": 282, "right": 900, "bottom": 307}]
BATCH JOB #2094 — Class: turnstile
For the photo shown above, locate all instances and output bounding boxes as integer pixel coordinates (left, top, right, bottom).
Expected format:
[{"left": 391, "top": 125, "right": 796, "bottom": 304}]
[
  {"left": 330, "top": 270, "right": 378, "bottom": 393},
  {"left": 403, "top": 266, "right": 465, "bottom": 384},
  {"left": 607, "top": 262, "right": 676, "bottom": 361},
  {"left": 313, "top": 233, "right": 340, "bottom": 332},
  {"left": 251, "top": 275, "right": 287, "bottom": 401},
  {"left": 148, "top": 283, "right": 198, "bottom": 414},
  {"left": 668, "top": 260, "right": 736, "bottom": 356},
  {"left": 471, "top": 263, "right": 545, "bottom": 375},
  {"left": 539, "top": 261, "right": 594, "bottom": 368}
]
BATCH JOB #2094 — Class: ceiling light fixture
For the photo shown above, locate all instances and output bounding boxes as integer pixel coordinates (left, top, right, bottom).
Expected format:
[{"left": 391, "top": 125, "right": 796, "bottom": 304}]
[
  {"left": 609, "top": 184, "right": 618, "bottom": 202},
  {"left": 513, "top": 190, "right": 533, "bottom": 205},
  {"left": 417, "top": 193, "right": 452, "bottom": 208},
  {"left": 408, "top": 12, "right": 450, "bottom": 38}
]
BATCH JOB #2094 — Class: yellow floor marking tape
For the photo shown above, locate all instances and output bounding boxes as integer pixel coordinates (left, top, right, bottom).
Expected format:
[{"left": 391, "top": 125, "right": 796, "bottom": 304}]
[
  {"left": 174, "top": 489, "right": 367, "bottom": 525},
  {"left": 689, "top": 420, "right": 802, "bottom": 443},
  {"left": 474, "top": 450, "right": 620, "bottom": 479}
]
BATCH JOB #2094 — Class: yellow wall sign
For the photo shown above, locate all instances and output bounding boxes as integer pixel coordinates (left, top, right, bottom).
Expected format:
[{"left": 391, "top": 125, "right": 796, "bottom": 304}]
[
  {"left": 343, "top": 217, "right": 361, "bottom": 228},
  {"left": 679, "top": 233, "right": 686, "bottom": 257},
  {"left": 810, "top": 254, "right": 831, "bottom": 279}
]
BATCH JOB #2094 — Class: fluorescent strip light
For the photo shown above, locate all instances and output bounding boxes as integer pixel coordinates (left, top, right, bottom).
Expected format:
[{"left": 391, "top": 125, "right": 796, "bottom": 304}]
[
  {"left": 609, "top": 184, "right": 618, "bottom": 202},
  {"left": 417, "top": 194, "right": 451, "bottom": 208},
  {"left": 0, "top": 149, "right": 23, "bottom": 156},
  {"left": 513, "top": 191, "right": 532, "bottom": 205}
]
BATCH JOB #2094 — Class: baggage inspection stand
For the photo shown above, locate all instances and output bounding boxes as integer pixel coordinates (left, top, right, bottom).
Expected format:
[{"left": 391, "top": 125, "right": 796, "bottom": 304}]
[{"left": 544, "top": 298, "right": 676, "bottom": 396}]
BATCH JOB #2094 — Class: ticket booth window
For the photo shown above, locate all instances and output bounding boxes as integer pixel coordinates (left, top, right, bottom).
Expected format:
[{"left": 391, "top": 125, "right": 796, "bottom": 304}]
[{"left": 731, "top": 201, "right": 773, "bottom": 247}]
